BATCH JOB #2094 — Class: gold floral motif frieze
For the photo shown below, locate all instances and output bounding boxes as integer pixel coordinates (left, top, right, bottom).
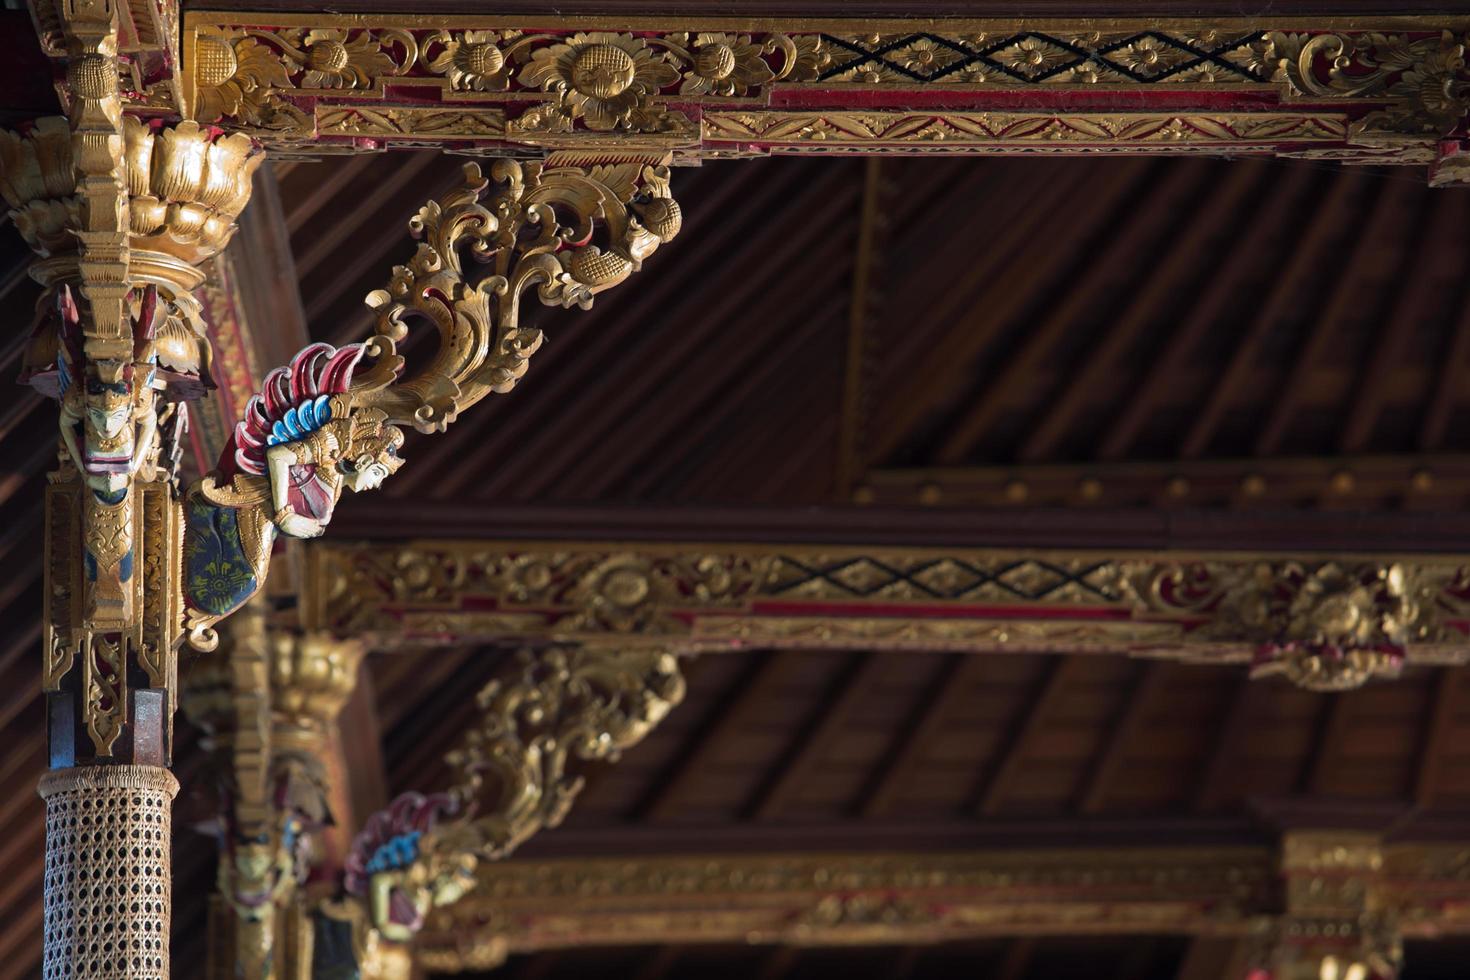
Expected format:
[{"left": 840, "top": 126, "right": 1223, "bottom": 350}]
[
  {"left": 413, "top": 841, "right": 1470, "bottom": 970},
  {"left": 178, "top": 14, "right": 1470, "bottom": 171},
  {"left": 306, "top": 542, "right": 1470, "bottom": 687}
]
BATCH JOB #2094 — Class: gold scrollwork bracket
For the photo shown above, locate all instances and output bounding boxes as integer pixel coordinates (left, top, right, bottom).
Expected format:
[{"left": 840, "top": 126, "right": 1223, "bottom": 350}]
[
  {"left": 329, "top": 645, "right": 685, "bottom": 970},
  {"left": 438, "top": 645, "right": 686, "bottom": 861}
]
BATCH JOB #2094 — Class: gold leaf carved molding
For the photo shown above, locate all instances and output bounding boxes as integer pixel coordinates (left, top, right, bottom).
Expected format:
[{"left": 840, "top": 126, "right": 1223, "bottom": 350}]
[
  {"left": 306, "top": 542, "right": 1470, "bottom": 689},
  {"left": 174, "top": 15, "right": 1470, "bottom": 177}
]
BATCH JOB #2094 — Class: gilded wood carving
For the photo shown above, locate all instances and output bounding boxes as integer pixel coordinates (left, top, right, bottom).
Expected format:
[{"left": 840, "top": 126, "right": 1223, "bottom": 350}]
[
  {"left": 175, "top": 14, "right": 1470, "bottom": 181},
  {"left": 182, "top": 157, "right": 681, "bottom": 652},
  {"left": 415, "top": 836, "right": 1470, "bottom": 974},
  {"left": 309, "top": 542, "right": 1470, "bottom": 690}
]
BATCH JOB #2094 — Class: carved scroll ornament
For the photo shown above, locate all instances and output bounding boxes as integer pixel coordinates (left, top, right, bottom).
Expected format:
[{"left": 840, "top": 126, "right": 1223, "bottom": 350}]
[
  {"left": 182, "top": 157, "right": 680, "bottom": 651},
  {"left": 326, "top": 647, "right": 684, "bottom": 970}
]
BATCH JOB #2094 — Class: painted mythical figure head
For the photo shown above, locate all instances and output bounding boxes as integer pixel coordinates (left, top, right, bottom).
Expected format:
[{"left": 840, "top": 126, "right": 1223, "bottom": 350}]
[{"left": 344, "top": 792, "right": 478, "bottom": 943}]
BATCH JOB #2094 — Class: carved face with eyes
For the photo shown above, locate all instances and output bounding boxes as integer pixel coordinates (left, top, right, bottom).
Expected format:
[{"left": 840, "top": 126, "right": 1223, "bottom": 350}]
[
  {"left": 344, "top": 455, "right": 393, "bottom": 493},
  {"left": 429, "top": 853, "right": 479, "bottom": 908},
  {"left": 84, "top": 377, "right": 134, "bottom": 439}
]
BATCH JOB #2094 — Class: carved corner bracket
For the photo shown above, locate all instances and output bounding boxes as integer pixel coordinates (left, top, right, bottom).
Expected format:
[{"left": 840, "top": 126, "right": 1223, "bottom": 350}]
[{"left": 305, "top": 645, "right": 685, "bottom": 976}]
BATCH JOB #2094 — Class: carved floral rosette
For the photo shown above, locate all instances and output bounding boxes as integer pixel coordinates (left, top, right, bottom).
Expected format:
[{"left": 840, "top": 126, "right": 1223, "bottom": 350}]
[
  {"left": 1128, "top": 560, "right": 1470, "bottom": 689},
  {"left": 188, "top": 24, "right": 825, "bottom": 137}
]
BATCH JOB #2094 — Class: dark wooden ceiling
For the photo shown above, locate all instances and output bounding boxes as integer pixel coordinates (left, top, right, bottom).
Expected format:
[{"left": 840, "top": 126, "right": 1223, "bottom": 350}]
[
  {"left": 275, "top": 151, "right": 1470, "bottom": 517},
  {"left": 2, "top": 134, "right": 1470, "bottom": 976}
]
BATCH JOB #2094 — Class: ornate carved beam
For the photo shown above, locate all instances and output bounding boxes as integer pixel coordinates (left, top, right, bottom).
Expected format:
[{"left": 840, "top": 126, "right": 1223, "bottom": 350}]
[
  {"left": 306, "top": 538, "right": 1470, "bottom": 690},
  {"left": 177, "top": 13, "right": 1470, "bottom": 183},
  {"left": 414, "top": 832, "right": 1470, "bottom": 977}
]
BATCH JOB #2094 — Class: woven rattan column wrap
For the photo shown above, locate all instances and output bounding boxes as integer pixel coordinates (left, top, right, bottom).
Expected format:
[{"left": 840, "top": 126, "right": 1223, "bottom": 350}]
[{"left": 38, "top": 766, "right": 180, "bottom": 979}]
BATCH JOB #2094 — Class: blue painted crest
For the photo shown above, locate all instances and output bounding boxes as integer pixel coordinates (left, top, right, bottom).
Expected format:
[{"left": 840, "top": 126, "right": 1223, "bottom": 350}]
[
  {"left": 267, "top": 395, "right": 334, "bottom": 448},
  {"left": 365, "top": 831, "right": 423, "bottom": 874}
]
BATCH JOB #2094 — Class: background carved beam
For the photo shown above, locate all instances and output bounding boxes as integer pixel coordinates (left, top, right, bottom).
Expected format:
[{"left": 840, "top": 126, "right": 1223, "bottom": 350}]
[
  {"left": 414, "top": 835, "right": 1470, "bottom": 972},
  {"left": 304, "top": 534, "right": 1470, "bottom": 687}
]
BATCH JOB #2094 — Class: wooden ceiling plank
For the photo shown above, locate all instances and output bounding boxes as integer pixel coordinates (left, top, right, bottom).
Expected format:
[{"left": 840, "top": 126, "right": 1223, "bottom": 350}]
[
  {"left": 880, "top": 948, "right": 924, "bottom": 980},
  {"left": 1305, "top": 692, "right": 1352, "bottom": 796},
  {"left": 1420, "top": 269, "right": 1470, "bottom": 450},
  {"left": 1415, "top": 668, "right": 1464, "bottom": 809},
  {"left": 855, "top": 654, "right": 975, "bottom": 819},
  {"left": 631, "top": 945, "right": 682, "bottom": 980},
  {"left": 0, "top": 818, "right": 43, "bottom": 927},
  {"left": 1179, "top": 172, "right": 1365, "bottom": 459},
  {"left": 1079, "top": 661, "right": 1170, "bottom": 814},
  {"left": 0, "top": 442, "right": 59, "bottom": 510},
  {"left": 1021, "top": 162, "right": 1267, "bottom": 463},
  {"left": 0, "top": 740, "right": 45, "bottom": 835},
  {"left": 1254, "top": 180, "right": 1421, "bottom": 457},
  {"left": 511, "top": 949, "right": 561, "bottom": 980},
  {"left": 870, "top": 160, "right": 1144, "bottom": 463},
  {"left": 1193, "top": 673, "right": 1256, "bottom": 812},
  {"left": 747, "top": 652, "right": 887, "bottom": 822},
  {"left": 523, "top": 170, "right": 854, "bottom": 500},
  {"left": 284, "top": 153, "right": 376, "bottom": 235},
  {"left": 934, "top": 162, "right": 1208, "bottom": 464},
  {"left": 1176, "top": 938, "right": 1249, "bottom": 980},
  {"left": 632, "top": 651, "right": 786, "bottom": 823},
  {"left": 1114, "top": 937, "right": 1159, "bottom": 980},
  {"left": 232, "top": 161, "right": 312, "bottom": 369},
  {"left": 838, "top": 158, "right": 886, "bottom": 498},
  {"left": 0, "top": 540, "right": 40, "bottom": 619},
  {"left": 296, "top": 152, "right": 442, "bottom": 285},
  {"left": 864, "top": 162, "right": 1102, "bottom": 458},
  {"left": 622, "top": 265, "right": 851, "bottom": 502},
  {"left": 997, "top": 938, "right": 1037, "bottom": 980},
  {"left": 755, "top": 417, "right": 841, "bottom": 501},
  {"left": 401, "top": 161, "right": 771, "bottom": 501},
  {"left": 1100, "top": 164, "right": 1318, "bottom": 460},
  {"left": 516, "top": 168, "right": 859, "bottom": 502},
  {"left": 376, "top": 648, "right": 471, "bottom": 734},
  {"left": 755, "top": 946, "right": 801, "bottom": 980},
  {"left": 0, "top": 882, "right": 43, "bottom": 980},
  {"left": 0, "top": 622, "right": 43, "bottom": 737},
  {"left": 0, "top": 394, "right": 43, "bottom": 446},
  {"left": 974, "top": 656, "right": 1083, "bottom": 817},
  {"left": 386, "top": 650, "right": 505, "bottom": 793},
  {"left": 1339, "top": 196, "right": 1461, "bottom": 454}
]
